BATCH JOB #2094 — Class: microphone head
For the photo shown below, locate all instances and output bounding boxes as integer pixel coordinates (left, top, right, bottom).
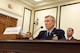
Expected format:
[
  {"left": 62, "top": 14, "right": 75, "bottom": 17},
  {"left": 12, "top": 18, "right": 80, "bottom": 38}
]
[{"left": 40, "top": 26, "right": 43, "bottom": 29}]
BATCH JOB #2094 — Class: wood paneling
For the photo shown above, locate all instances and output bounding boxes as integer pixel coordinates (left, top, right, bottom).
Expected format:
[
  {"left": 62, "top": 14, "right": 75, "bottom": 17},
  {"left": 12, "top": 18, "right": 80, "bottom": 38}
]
[
  {"left": 0, "top": 14, "right": 7, "bottom": 35},
  {"left": 0, "top": 13, "right": 17, "bottom": 36},
  {"left": 8, "top": 17, "right": 17, "bottom": 27}
]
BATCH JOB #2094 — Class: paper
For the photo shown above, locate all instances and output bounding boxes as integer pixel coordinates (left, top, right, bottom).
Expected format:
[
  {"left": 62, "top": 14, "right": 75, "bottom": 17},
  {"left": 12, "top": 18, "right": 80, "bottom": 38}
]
[{"left": 3, "top": 27, "right": 21, "bottom": 34}]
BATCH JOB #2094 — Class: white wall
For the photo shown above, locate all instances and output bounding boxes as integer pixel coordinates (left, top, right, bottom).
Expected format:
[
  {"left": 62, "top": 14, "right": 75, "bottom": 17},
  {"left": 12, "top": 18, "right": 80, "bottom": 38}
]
[
  {"left": 0, "top": 0, "right": 23, "bottom": 16},
  {"left": 22, "top": 8, "right": 32, "bottom": 33}
]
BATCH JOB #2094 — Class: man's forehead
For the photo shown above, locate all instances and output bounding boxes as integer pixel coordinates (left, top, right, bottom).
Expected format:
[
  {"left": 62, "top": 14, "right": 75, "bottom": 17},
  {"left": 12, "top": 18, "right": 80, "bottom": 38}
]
[
  {"left": 67, "top": 29, "right": 72, "bottom": 32},
  {"left": 45, "top": 17, "right": 52, "bottom": 20}
]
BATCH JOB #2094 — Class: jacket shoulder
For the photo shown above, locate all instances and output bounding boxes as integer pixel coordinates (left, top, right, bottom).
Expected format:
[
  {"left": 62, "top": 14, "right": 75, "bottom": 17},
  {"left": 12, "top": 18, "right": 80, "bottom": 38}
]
[
  {"left": 39, "top": 30, "right": 47, "bottom": 33},
  {"left": 55, "top": 28, "right": 64, "bottom": 32}
]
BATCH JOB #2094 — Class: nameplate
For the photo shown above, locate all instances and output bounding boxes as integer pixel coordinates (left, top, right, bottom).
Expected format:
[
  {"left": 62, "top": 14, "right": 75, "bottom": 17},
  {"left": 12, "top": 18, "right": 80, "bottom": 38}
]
[{"left": 3, "top": 27, "right": 21, "bottom": 34}]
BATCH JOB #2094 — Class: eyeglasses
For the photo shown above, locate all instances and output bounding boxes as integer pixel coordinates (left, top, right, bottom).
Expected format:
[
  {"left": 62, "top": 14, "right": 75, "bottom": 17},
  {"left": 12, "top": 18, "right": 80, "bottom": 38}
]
[{"left": 44, "top": 20, "right": 53, "bottom": 22}]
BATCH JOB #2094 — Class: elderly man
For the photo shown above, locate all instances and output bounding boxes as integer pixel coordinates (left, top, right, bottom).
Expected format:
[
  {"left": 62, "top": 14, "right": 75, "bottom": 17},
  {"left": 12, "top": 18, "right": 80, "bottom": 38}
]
[{"left": 35, "top": 15, "right": 65, "bottom": 40}]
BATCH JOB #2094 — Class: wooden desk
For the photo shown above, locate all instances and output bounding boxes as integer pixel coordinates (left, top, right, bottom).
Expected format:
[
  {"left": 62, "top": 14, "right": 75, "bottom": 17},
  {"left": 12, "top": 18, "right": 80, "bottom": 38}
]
[
  {"left": 0, "top": 34, "right": 21, "bottom": 40},
  {"left": 0, "top": 40, "right": 80, "bottom": 53}
]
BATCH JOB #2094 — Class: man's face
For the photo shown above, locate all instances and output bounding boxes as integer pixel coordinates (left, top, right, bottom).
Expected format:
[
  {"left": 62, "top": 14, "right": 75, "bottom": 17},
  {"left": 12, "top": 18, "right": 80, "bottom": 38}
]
[
  {"left": 26, "top": 32, "right": 31, "bottom": 38},
  {"left": 44, "top": 17, "right": 55, "bottom": 30},
  {"left": 67, "top": 28, "right": 73, "bottom": 37}
]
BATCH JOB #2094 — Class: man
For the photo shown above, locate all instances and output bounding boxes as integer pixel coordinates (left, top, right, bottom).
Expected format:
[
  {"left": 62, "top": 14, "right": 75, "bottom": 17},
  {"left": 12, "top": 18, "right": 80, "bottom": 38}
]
[
  {"left": 66, "top": 28, "right": 76, "bottom": 40},
  {"left": 34, "top": 15, "right": 65, "bottom": 40}
]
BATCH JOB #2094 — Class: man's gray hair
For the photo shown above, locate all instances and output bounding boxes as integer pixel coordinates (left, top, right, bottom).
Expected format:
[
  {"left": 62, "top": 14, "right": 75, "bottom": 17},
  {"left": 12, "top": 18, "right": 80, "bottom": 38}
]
[{"left": 45, "top": 15, "right": 55, "bottom": 21}]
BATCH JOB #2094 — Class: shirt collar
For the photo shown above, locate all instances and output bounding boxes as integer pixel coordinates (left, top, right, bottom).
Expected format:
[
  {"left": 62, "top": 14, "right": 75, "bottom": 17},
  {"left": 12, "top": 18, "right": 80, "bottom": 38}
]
[
  {"left": 66, "top": 36, "right": 73, "bottom": 40},
  {"left": 47, "top": 27, "right": 54, "bottom": 34}
]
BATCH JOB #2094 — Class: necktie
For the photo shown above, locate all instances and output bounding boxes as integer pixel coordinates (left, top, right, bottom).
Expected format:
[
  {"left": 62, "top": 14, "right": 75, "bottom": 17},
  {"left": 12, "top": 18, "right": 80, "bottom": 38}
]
[{"left": 47, "top": 32, "right": 50, "bottom": 36}]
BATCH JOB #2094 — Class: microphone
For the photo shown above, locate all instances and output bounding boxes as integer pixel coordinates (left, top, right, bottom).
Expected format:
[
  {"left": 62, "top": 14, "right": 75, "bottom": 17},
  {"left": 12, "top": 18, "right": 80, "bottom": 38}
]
[
  {"left": 33, "top": 26, "right": 43, "bottom": 35},
  {"left": 40, "top": 26, "right": 43, "bottom": 29}
]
